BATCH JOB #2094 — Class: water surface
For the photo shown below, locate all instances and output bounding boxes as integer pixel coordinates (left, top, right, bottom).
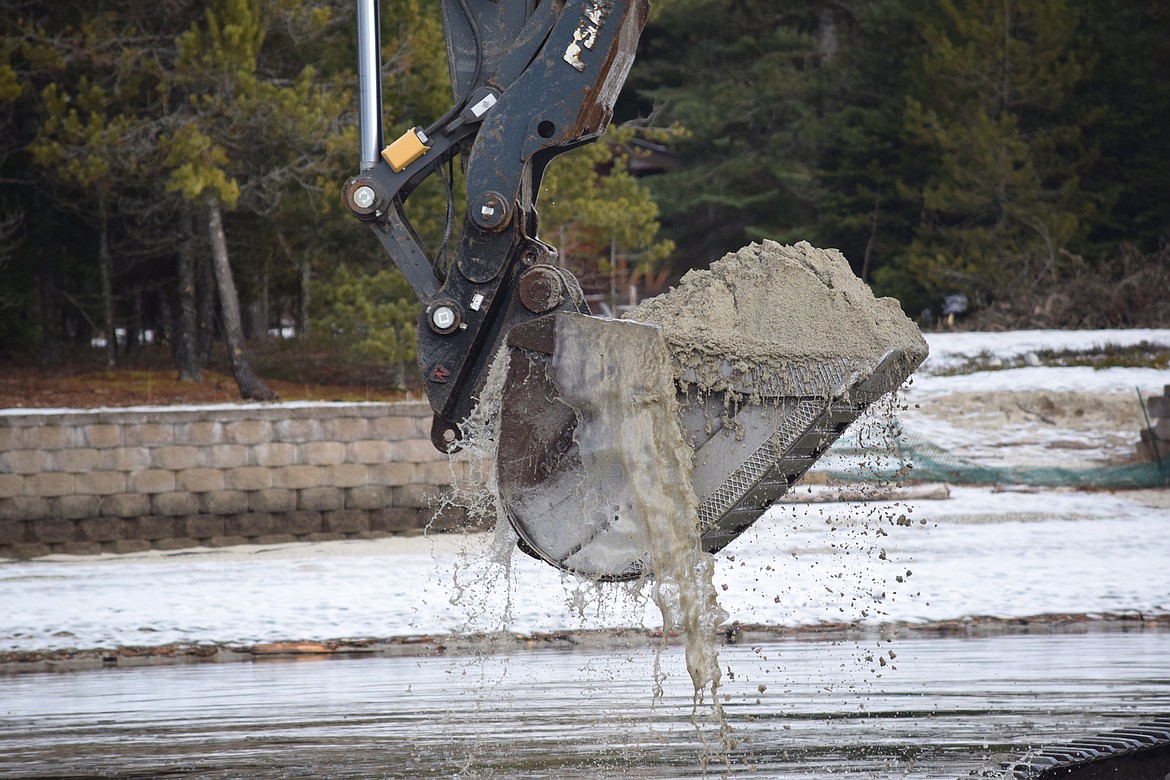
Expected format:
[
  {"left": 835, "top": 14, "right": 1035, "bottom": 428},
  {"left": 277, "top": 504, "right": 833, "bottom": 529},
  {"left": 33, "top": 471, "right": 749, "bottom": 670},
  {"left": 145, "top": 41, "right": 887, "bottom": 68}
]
[{"left": 3, "top": 629, "right": 1168, "bottom": 778}]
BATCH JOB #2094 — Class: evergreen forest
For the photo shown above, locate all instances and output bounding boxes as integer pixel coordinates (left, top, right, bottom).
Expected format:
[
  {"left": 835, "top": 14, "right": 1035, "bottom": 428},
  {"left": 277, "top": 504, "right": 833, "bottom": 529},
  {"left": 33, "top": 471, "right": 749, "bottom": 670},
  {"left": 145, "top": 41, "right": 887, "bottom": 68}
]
[{"left": 1, "top": 0, "right": 1167, "bottom": 394}]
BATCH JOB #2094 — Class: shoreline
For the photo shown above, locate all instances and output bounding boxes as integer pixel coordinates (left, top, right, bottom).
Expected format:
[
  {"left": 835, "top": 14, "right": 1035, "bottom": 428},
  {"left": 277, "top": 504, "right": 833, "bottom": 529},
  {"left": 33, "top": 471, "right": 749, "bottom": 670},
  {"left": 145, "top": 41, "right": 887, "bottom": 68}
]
[{"left": 4, "top": 611, "right": 1167, "bottom": 676}]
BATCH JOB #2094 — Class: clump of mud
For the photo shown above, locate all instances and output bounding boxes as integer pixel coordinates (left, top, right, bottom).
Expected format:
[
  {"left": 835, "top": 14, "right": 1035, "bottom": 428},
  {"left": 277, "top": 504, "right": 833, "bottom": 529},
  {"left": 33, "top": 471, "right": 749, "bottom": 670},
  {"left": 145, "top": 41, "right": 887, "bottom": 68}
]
[{"left": 628, "top": 240, "right": 927, "bottom": 397}]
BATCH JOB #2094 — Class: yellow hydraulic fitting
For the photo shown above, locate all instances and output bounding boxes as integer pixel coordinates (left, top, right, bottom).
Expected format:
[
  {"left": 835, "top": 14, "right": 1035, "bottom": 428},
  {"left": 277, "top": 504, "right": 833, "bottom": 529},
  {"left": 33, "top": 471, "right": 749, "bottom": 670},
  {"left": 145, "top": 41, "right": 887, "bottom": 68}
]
[{"left": 382, "top": 127, "right": 431, "bottom": 172}]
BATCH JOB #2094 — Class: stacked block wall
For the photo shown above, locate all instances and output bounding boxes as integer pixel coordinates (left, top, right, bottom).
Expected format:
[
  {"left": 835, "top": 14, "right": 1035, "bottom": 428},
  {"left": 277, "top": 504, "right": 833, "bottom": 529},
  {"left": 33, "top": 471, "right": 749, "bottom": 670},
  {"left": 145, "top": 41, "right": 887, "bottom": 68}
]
[{"left": 0, "top": 402, "right": 479, "bottom": 558}]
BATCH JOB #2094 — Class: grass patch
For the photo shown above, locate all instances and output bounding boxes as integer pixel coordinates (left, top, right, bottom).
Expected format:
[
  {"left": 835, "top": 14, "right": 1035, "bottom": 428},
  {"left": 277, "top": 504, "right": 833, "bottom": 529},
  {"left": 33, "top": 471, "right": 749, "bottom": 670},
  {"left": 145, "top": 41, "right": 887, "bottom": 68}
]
[{"left": 937, "top": 341, "right": 1170, "bottom": 376}]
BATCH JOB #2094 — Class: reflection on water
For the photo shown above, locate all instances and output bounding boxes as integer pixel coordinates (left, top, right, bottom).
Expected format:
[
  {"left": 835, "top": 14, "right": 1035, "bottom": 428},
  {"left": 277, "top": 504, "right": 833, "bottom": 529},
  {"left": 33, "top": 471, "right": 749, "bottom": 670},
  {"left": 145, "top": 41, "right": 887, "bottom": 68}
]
[{"left": 2, "top": 629, "right": 1169, "bottom": 778}]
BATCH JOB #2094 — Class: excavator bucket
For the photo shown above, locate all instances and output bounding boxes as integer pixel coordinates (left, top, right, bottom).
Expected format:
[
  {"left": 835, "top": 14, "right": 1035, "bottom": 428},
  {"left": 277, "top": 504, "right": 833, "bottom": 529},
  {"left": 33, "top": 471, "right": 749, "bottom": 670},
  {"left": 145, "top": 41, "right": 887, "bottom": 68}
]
[{"left": 495, "top": 241, "right": 929, "bottom": 581}]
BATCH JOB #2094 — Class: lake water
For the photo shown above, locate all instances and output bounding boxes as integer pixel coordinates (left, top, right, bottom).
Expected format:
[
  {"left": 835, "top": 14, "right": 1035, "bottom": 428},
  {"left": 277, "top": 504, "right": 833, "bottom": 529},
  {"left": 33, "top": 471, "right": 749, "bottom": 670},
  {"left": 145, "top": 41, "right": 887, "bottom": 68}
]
[{"left": 3, "top": 626, "right": 1168, "bottom": 779}]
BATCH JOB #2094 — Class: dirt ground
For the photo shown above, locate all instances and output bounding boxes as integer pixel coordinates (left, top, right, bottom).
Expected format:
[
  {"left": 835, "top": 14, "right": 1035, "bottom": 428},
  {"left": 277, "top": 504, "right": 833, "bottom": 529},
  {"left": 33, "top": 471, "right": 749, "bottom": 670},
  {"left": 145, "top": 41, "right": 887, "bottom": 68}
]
[{"left": 0, "top": 367, "right": 408, "bottom": 409}]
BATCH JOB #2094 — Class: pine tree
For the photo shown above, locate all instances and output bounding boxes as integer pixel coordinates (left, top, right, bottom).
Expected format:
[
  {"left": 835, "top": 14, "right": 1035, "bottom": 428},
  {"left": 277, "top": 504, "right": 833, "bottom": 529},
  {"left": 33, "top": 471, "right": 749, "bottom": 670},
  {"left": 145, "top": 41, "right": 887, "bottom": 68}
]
[
  {"left": 900, "top": 0, "right": 1096, "bottom": 305},
  {"left": 313, "top": 265, "right": 417, "bottom": 388},
  {"left": 627, "top": 0, "right": 929, "bottom": 289},
  {"left": 1, "top": 0, "right": 464, "bottom": 371},
  {"left": 631, "top": 0, "right": 823, "bottom": 273},
  {"left": 805, "top": 1, "right": 926, "bottom": 287},
  {"left": 20, "top": 6, "right": 192, "bottom": 366},
  {"left": 29, "top": 79, "right": 135, "bottom": 367},
  {"left": 161, "top": 0, "right": 353, "bottom": 400},
  {"left": 1070, "top": 0, "right": 1170, "bottom": 254},
  {"left": 537, "top": 126, "right": 675, "bottom": 312}
]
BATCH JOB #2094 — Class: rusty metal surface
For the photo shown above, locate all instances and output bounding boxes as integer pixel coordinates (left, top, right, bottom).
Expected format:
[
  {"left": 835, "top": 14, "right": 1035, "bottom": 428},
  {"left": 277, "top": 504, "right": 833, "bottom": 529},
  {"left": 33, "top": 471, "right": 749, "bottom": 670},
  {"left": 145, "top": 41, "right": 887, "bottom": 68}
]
[{"left": 497, "top": 316, "right": 578, "bottom": 494}]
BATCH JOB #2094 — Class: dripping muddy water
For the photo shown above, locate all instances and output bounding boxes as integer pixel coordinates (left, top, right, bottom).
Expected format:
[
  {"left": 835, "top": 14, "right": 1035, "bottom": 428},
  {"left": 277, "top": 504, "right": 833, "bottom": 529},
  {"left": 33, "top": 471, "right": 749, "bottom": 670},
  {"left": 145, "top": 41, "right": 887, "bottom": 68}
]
[
  {"left": 3, "top": 628, "right": 1170, "bottom": 779},
  {"left": 474, "top": 239, "right": 928, "bottom": 765},
  {"left": 457, "top": 319, "right": 733, "bottom": 765}
]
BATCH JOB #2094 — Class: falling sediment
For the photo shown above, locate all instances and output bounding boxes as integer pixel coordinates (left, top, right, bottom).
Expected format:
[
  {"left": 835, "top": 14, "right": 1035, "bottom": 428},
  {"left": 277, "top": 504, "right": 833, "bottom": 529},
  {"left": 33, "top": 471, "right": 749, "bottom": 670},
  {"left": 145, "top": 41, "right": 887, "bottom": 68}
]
[{"left": 471, "top": 239, "right": 927, "bottom": 764}]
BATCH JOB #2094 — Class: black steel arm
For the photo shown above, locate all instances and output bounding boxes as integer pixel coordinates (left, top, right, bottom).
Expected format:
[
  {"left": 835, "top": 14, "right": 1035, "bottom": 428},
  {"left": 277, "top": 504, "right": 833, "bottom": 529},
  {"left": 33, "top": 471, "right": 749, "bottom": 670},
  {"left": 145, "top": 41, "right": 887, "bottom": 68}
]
[{"left": 343, "top": 0, "right": 650, "bottom": 451}]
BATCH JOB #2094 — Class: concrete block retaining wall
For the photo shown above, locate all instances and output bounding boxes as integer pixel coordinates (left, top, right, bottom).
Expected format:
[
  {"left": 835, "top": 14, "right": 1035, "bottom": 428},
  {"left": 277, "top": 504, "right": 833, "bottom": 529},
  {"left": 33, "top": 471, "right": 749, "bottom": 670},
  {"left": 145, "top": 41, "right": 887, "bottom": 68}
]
[{"left": 0, "top": 402, "right": 481, "bottom": 559}]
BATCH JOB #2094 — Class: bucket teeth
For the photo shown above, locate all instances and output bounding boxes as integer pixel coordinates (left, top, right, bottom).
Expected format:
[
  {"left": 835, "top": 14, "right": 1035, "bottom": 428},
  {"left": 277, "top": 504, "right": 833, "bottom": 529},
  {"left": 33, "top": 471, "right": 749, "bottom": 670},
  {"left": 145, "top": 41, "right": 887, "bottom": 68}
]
[{"left": 693, "top": 349, "right": 917, "bottom": 555}]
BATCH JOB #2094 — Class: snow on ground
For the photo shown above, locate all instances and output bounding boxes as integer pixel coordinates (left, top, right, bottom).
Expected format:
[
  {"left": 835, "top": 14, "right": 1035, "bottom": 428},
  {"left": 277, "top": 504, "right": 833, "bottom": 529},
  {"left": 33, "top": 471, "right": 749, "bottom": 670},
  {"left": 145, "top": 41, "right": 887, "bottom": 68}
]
[
  {"left": 912, "top": 363, "right": 1166, "bottom": 397},
  {"left": 1, "top": 330, "right": 1168, "bottom": 653},
  {"left": 918, "top": 328, "right": 1170, "bottom": 376},
  {"left": 899, "top": 328, "right": 1170, "bottom": 466}
]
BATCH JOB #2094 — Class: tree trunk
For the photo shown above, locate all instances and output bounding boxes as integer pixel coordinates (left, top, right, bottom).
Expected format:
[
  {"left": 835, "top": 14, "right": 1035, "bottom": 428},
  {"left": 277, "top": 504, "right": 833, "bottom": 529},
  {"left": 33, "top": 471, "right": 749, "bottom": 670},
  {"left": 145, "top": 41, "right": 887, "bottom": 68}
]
[
  {"left": 276, "top": 230, "right": 309, "bottom": 339},
  {"left": 297, "top": 253, "right": 310, "bottom": 339},
  {"left": 861, "top": 186, "right": 881, "bottom": 283},
  {"left": 126, "top": 285, "right": 143, "bottom": 357},
  {"left": 98, "top": 193, "right": 116, "bottom": 369},
  {"left": 259, "top": 257, "right": 270, "bottom": 340},
  {"left": 38, "top": 250, "right": 58, "bottom": 366},
  {"left": 391, "top": 361, "right": 406, "bottom": 391},
  {"left": 196, "top": 247, "right": 215, "bottom": 369},
  {"left": 818, "top": 7, "right": 839, "bottom": 62},
  {"left": 205, "top": 196, "right": 277, "bottom": 401},
  {"left": 175, "top": 211, "right": 203, "bottom": 382}
]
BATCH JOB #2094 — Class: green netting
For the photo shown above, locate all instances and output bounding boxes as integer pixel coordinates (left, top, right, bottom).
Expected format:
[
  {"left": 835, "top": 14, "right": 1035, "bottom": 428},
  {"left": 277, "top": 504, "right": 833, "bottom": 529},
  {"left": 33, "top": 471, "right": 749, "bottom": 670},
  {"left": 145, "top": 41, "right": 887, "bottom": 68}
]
[{"left": 828, "top": 426, "right": 1170, "bottom": 489}]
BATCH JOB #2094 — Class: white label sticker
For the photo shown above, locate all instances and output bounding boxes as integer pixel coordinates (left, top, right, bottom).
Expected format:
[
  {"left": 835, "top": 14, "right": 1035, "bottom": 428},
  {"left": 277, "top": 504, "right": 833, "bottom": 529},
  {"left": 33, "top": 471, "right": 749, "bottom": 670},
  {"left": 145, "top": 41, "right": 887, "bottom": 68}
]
[{"left": 563, "top": 0, "right": 611, "bottom": 72}]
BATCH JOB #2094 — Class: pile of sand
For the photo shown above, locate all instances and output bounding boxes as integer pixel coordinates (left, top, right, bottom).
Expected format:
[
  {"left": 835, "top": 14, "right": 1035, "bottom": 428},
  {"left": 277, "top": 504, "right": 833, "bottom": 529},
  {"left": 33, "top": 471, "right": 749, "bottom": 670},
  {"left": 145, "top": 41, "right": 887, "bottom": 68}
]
[{"left": 628, "top": 240, "right": 927, "bottom": 396}]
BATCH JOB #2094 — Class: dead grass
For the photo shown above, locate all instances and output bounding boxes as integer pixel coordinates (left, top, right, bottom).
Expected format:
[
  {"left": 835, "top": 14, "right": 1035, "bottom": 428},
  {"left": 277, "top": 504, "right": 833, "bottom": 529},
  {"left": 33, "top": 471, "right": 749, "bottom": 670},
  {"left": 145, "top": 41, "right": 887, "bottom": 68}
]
[
  {"left": 0, "top": 341, "right": 409, "bottom": 410},
  {"left": 964, "top": 245, "right": 1170, "bottom": 330}
]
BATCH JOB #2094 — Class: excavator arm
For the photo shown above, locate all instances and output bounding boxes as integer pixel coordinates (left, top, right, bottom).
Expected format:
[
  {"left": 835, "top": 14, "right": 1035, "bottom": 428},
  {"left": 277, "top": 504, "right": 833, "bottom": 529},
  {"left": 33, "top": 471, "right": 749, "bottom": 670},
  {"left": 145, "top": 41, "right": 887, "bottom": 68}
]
[{"left": 342, "top": 0, "right": 648, "bottom": 451}]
